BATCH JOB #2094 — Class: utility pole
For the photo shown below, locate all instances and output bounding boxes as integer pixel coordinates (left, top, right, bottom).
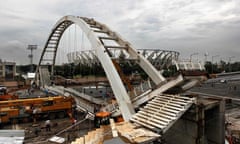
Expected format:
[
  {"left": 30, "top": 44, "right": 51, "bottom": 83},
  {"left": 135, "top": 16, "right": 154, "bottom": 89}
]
[
  {"left": 190, "top": 53, "right": 198, "bottom": 62},
  {"left": 228, "top": 56, "right": 235, "bottom": 72},
  {"left": 27, "top": 45, "right": 37, "bottom": 72},
  {"left": 204, "top": 52, "right": 209, "bottom": 63}
]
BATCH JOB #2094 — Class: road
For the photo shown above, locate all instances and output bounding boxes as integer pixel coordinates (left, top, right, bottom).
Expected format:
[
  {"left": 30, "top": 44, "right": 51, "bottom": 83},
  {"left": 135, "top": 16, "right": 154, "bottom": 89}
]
[{"left": 189, "top": 74, "right": 240, "bottom": 99}]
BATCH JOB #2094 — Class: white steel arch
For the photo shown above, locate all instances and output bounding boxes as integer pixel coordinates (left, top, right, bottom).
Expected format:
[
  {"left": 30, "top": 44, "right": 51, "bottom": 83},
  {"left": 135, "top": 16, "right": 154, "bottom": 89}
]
[{"left": 36, "top": 15, "right": 167, "bottom": 121}]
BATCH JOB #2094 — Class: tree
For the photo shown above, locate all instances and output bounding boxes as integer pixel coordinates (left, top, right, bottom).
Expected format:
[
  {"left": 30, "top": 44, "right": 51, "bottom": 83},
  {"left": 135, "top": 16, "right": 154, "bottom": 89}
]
[{"left": 204, "top": 61, "right": 212, "bottom": 74}]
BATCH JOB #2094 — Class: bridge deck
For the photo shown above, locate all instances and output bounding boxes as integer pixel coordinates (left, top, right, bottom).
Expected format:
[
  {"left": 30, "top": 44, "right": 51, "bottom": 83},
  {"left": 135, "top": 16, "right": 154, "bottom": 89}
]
[{"left": 131, "top": 94, "right": 195, "bottom": 134}]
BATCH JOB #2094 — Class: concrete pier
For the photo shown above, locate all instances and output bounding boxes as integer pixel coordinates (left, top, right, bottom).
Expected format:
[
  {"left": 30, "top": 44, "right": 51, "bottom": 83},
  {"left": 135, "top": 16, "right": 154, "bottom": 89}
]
[{"left": 163, "top": 96, "right": 225, "bottom": 144}]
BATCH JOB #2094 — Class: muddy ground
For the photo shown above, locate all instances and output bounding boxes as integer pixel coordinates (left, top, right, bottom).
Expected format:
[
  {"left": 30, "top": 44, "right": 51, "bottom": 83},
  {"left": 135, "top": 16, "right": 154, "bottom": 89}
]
[{"left": 2, "top": 113, "right": 95, "bottom": 144}]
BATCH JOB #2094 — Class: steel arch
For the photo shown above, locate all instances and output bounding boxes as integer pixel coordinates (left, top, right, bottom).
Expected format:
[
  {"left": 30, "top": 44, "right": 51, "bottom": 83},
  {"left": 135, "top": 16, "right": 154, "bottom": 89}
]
[{"left": 36, "top": 15, "right": 167, "bottom": 120}]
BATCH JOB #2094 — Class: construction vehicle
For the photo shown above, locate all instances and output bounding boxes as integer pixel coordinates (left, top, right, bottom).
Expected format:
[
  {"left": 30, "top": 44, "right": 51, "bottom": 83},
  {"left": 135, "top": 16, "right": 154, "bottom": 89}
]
[
  {"left": 0, "top": 85, "right": 20, "bottom": 101},
  {"left": 0, "top": 85, "right": 7, "bottom": 95},
  {"left": 0, "top": 94, "right": 18, "bottom": 101},
  {"left": 0, "top": 96, "right": 76, "bottom": 124},
  {"left": 94, "top": 111, "right": 111, "bottom": 128}
]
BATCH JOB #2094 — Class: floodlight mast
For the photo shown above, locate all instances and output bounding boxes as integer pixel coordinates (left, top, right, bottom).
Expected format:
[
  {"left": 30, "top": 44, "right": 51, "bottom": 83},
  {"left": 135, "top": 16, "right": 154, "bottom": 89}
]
[{"left": 27, "top": 45, "right": 37, "bottom": 72}]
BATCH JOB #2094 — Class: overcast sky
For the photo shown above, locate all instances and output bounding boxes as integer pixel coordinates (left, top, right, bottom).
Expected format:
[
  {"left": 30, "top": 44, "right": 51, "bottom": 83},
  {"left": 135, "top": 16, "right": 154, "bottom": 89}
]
[{"left": 0, "top": 0, "right": 239, "bottom": 64}]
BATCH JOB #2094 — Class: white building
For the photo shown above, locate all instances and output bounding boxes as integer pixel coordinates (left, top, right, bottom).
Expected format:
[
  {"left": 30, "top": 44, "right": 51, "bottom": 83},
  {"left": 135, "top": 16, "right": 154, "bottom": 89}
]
[{"left": 0, "top": 59, "right": 16, "bottom": 81}]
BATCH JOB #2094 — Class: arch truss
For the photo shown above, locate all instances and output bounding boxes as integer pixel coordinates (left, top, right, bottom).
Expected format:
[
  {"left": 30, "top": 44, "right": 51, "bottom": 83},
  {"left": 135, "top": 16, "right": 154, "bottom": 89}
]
[
  {"left": 36, "top": 15, "right": 170, "bottom": 121},
  {"left": 138, "top": 49, "right": 179, "bottom": 70},
  {"left": 67, "top": 50, "right": 101, "bottom": 66}
]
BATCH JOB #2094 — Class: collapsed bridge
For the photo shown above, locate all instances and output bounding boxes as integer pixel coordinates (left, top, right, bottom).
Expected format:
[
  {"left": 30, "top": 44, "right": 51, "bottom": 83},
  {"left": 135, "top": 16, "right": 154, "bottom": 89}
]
[{"left": 35, "top": 15, "right": 207, "bottom": 143}]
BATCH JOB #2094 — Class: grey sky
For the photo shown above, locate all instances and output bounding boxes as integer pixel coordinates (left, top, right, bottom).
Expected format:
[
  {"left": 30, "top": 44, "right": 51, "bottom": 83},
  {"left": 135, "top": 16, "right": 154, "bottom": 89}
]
[{"left": 0, "top": 0, "right": 239, "bottom": 64}]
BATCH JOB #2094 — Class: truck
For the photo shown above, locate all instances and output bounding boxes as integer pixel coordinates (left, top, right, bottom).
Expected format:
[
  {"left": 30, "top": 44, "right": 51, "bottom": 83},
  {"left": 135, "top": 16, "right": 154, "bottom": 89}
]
[
  {"left": 0, "top": 85, "right": 19, "bottom": 101},
  {"left": 0, "top": 96, "right": 76, "bottom": 124},
  {"left": 0, "top": 93, "right": 18, "bottom": 101},
  {"left": 0, "top": 85, "right": 7, "bottom": 95}
]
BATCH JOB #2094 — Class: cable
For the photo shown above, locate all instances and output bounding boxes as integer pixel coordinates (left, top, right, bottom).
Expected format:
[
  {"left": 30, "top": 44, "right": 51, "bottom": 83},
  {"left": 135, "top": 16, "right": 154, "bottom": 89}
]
[
  {"left": 81, "top": 30, "right": 84, "bottom": 50},
  {"left": 74, "top": 24, "right": 77, "bottom": 52}
]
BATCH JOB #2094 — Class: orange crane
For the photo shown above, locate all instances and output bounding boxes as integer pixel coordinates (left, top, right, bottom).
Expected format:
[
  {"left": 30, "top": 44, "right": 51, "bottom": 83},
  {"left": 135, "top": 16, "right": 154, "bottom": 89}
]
[
  {"left": 0, "top": 96, "right": 75, "bottom": 123},
  {"left": 0, "top": 94, "right": 18, "bottom": 101}
]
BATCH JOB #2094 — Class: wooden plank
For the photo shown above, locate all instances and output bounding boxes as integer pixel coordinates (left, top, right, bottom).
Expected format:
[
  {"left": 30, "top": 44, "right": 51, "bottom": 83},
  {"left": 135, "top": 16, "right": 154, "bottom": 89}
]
[
  {"left": 157, "top": 95, "right": 191, "bottom": 103},
  {"left": 148, "top": 102, "right": 184, "bottom": 111},
  {"left": 138, "top": 111, "right": 172, "bottom": 123},
  {"left": 141, "top": 107, "right": 176, "bottom": 117},
  {"left": 130, "top": 118, "right": 156, "bottom": 130},
  {"left": 132, "top": 115, "right": 165, "bottom": 129},
  {"left": 155, "top": 97, "right": 189, "bottom": 106},
  {"left": 135, "top": 113, "right": 168, "bottom": 126},
  {"left": 150, "top": 100, "right": 184, "bottom": 108},
  {"left": 162, "top": 94, "right": 192, "bottom": 100},
  {"left": 139, "top": 109, "right": 174, "bottom": 121},
  {"left": 115, "top": 122, "right": 161, "bottom": 143},
  {"left": 146, "top": 105, "right": 179, "bottom": 114}
]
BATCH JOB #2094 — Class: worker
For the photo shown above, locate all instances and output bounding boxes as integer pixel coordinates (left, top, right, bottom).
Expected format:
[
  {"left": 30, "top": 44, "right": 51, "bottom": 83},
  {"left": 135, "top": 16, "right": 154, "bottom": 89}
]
[
  {"left": 12, "top": 119, "right": 18, "bottom": 129},
  {"left": 31, "top": 81, "right": 36, "bottom": 88},
  {"left": 34, "top": 127, "right": 40, "bottom": 136},
  {"left": 32, "top": 107, "right": 38, "bottom": 123},
  {"left": 0, "top": 119, "right": 1, "bottom": 128},
  {"left": 45, "top": 120, "right": 51, "bottom": 132},
  {"left": 44, "top": 89, "right": 49, "bottom": 96},
  {"left": 71, "top": 118, "right": 77, "bottom": 125}
]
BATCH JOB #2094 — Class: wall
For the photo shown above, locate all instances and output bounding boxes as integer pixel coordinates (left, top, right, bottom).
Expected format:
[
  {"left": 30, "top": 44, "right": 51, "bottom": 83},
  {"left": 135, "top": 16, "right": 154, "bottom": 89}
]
[{"left": 162, "top": 98, "right": 225, "bottom": 144}]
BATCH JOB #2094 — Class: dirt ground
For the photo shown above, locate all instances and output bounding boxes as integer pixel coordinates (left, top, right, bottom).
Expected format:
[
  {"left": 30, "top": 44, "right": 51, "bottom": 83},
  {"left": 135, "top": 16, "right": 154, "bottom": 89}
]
[
  {"left": 225, "top": 104, "right": 240, "bottom": 143},
  {"left": 2, "top": 112, "right": 95, "bottom": 144}
]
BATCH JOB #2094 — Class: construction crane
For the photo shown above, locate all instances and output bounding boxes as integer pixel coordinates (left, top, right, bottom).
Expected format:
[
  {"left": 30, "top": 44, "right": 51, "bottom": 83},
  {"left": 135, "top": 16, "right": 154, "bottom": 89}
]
[{"left": 0, "top": 96, "right": 76, "bottom": 123}]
